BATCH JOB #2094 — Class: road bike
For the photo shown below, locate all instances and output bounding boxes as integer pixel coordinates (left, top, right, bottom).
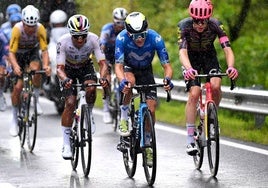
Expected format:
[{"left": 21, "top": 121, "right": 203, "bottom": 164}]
[
  {"left": 117, "top": 83, "right": 171, "bottom": 186},
  {"left": 69, "top": 81, "right": 105, "bottom": 177},
  {"left": 18, "top": 68, "right": 47, "bottom": 152},
  {"left": 192, "top": 72, "right": 235, "bottom": 177}
]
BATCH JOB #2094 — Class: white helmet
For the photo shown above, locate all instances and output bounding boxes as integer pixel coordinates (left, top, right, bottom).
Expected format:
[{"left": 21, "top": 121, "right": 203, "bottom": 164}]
[
  {"left": 50, "top": 10, "right": 67, "bottom": 25},
  {"left": 22, "top": 5, "right": 40, "bottom": 26},
  {"left": 113, "top": 8, "right": 128, "bottom": 21}
]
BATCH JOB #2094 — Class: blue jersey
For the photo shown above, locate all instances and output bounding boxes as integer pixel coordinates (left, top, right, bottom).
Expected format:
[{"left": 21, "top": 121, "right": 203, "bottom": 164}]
[
  {"left": 0, "top": 29, "right": 9, "bottom": 67},
  {"left": 99, "top": 23, "right": 118, "bottom": 62},
  {"left": 115, "top": 29, "right": 170, "bottom": 69}
]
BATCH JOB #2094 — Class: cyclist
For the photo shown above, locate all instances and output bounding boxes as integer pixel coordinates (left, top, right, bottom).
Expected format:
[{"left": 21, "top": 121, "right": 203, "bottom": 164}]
[
  {"left": 177, "top": 0, "right": 238, "bottom": 156},
  {"left": 99, "top": 7, "right": 128, "bottom": 124},
  {"left": 115, "top": 11, "right": 173, "bottom": 136},
  {"left": 1, "top": 4, "right": 21, "bottom": 40},
  {"left": 8, "top": 5, "right": 51, "bottom": 136},
  {"left": 56, "top": 14, "right": 109, "bottom": 159},
  {"left": 0, "top": 29, "right": 9, "bottom": 111}
]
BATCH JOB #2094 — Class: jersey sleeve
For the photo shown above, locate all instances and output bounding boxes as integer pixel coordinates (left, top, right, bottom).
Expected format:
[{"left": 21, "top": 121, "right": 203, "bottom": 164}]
[
  {"left": 9, "top": 26, "right": 20, "bottom": 53},
  {"left": 56, "top": 39, "right": 66, "bottom": 66},
  {"left": 114, "top": 32, "right": 125, "bottom": 64},
  {"left": 154, "top": 31, "right": 170, "bottom": 65},
  {"left": 37, "top": 24, "right": 48, "bottom": 51}
]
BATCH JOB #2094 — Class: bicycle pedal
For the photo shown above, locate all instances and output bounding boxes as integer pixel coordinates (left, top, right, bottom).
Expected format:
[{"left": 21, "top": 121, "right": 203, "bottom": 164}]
[{"left": 117, "top": 143, "right": 127, "bottom": 153}]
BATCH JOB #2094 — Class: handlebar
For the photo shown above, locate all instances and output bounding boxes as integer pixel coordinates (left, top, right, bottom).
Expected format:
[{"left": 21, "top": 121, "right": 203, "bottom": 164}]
[
  {"left": 120, "top": 83, "right": 171, "bottom": 105},
  {"left": 195, "top": 73, "right": 236, "bottom": 90}
]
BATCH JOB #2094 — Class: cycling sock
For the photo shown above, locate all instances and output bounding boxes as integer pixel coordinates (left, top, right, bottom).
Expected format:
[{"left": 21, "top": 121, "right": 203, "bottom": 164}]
[
  {"left": 62, "top": 126, "right": 71, "bottom": 146},
  {"left": 120, "top": 105, "right": 129, "bottom": 120},
  {"left": 103, "top": 97, "right": 110, "bottom": 112},
  {"left": 186, "top": 123, "right": 195, "bottom": 144}
]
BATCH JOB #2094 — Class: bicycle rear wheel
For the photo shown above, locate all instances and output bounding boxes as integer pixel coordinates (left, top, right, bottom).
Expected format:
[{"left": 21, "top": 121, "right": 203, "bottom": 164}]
[
  {"left": 142, "top": 109, "right": 156, "bottom": 186},
  {"left": 207, "top": 102, "right": 220, "bottom": 177},
  {"left": 193, "top": 125, "right": 204, "bottom": 169},
  {"left": 26, "top": 94, "right": 38, "bottom": 152},
  {"left": 80, "top": 104, "right": 92, "bottom": 177}
]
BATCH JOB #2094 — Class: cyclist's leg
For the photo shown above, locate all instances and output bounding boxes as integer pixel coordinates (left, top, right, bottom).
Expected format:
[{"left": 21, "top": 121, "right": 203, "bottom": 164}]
[
  {"left": 118, "top": 70, "right": 134, "bottom": 137},
  {"left": 61, "top": 94, "right": 76, "bottom": 159}
]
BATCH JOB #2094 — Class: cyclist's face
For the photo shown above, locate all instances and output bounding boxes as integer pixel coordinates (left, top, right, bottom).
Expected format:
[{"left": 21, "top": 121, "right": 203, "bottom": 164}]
[
  {"left": 71, "top": 34, "right": 87, "bottom": 48},
  {"left": 23, "top": 24, "right": 37, "bottom": 35},
  {"left": 129, "top": 31, "right": 147, "bottom": 47},
  {"left": 114, "top": 21, "right": 125, "bottom": 33},
  {"left": 193, "top": 19, "right": 208, "bottom": 33}
]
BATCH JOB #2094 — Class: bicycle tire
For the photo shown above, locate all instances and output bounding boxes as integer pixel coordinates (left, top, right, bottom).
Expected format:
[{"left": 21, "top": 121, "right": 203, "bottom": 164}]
[
  {"left": 70, "top": 122, "right": 79, "bottom": 170},
  {"left": 142, "top": 109, "right": 157, "bottom": 186},
  {"left": 111, "top": 77, "right": 120, "bottom": 132},
  {"left": 207, "top": 102, "right": 220, "bottom": 177},
  {"left": 26, "top": 94, "right": 38, "bottom": 152},
  {"left": 80, "top": 104, "right": 92, "bottom": 177},
  {"left": 122, "top": 104, "right": 137, "bottom": 178},
  {"left": 18, "top": 94, "right": 26, "bottom": 147},
  {"left": 193, "top": 125, "right": 204, "bottom": 169}
]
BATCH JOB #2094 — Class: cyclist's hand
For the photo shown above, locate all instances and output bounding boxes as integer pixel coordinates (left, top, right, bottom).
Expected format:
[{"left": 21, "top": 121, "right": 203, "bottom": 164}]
[
  {"left": 183, "top": 68, "right": 197, "bottom": 80},
  {"left": 163, "top": 77, "right": 174, "bottom": 91},
  {"left": 99, "top": 78, "right": 109, "bottom": 88},
  {"left": 43, "top": 65, "right": 51, "bottom": 76},
  {"left": 13, "top": 65, "right": 22, "bottom": 76},
  {"left": 62, "top": 78, "right": 72, "bottom": 89},
  {"left": 226, "top": 66, "right": 238, "bottom": 80},
  {"left": 119, "top": 78, "right": 130, "bottom": 93}
]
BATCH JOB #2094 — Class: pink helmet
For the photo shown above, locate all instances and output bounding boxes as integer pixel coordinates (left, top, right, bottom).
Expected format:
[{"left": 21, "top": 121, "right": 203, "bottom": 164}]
[{"left": 189, "top": 0, "right": 213, "bottom": 19}]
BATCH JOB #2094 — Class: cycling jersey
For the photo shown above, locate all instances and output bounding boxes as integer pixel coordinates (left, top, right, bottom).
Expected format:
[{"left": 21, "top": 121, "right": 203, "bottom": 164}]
[
  {"left": 56, "top": 32, "right": 105, "bottom": 68},
  {"left": 9, "top": 22, "right": 48, "bottom": 54},
  {"left": 115, "top": 29, "right": 170, "bottom": 69},
  {"left": 0, "top": 30, "right": 9, "bottom": 67},
  {"left": 99, "top": 23, "right": 118, "bottom": 63},
  {"left": 177, "top": 17, "right": 231, "bottom": 55}
]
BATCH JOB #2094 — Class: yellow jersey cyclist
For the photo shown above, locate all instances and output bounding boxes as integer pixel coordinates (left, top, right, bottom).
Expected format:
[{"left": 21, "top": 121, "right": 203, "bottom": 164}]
[{"left": 9, "top": 5, "right": 51, "bottom": 136}]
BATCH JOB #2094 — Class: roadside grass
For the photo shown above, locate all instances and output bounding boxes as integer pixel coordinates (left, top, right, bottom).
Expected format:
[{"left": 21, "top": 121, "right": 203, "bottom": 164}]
[{"left": 95, "top": 90, "right": 268, "bottom": 146}]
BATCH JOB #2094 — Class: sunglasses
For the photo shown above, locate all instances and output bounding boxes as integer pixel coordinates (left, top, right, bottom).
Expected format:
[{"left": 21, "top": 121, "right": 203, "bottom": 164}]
[
  {"left": 193, "top": 19, "right": 208, "bottom": 25},
  {"left": 114, "top": 21, "right": 125, "bottom": 26},
  {"left": 130, "top": 31, "right": 147, "bottom": 40},
  {"left": 72, "top": 34, "right": 87, "bottom": 40}
]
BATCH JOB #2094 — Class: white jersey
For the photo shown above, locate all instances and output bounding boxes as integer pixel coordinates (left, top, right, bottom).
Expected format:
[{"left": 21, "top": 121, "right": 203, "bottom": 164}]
[{"left": 56, "top": 32, "right": 105, "bottom": 68}]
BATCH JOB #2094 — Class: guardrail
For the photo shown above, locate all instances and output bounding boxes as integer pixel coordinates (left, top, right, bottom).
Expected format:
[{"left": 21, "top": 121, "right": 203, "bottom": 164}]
[{"left": 154, "top": 78, "right": 268, "bottom": 127}]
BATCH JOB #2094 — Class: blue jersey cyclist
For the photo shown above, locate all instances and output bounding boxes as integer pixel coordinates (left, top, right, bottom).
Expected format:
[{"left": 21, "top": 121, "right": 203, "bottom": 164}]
[
  {"left": 177, "top": 0, "right": 238, "bottom": 156},
  {"left": 0, "top": 30, "right": 9, "bottom": 111},
  {"left": 99, "top": 7, "right": 128, "bottom": 124},
  {"left": 115, "top": 12, "right": 174, "bottom": 138}
]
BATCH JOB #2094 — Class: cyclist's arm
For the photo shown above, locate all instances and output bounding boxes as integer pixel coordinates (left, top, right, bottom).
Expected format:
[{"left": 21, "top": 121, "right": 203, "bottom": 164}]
[
  {"left": 162, "top": 63, "right": 173, "bottom": 80},
  {"left": 179, "top": 48, "right": 192, "bottom": 70},
  {"left": 9, "top": 27, "right": 21, "bottom": 75},
  {"left": 38, "top": 24, "right": 50, "bottom": 70}
]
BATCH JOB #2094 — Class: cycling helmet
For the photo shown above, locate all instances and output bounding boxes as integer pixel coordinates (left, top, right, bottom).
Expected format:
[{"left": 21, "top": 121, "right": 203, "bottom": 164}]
[
  {"left": 113, "top": 8, "right": 128, "bottom": 21},
  {"left": 9, "top": 12, "right": 22, "bottom": 23},
  {"left": 22, "top": 5, "right": 40, "bottom": 26},
  {"left": 67, "top": 14, "right": 90, "bottom": 35},
  {"left": 50, "top": 10, "right": 68, "bottom": 25},
  {"left": 125, "top": 12, "right": 148, "bottom": 34},
  {"left": 6, "top": 4, "right": 21, "bottom": 19},
  {"left": 189, "top": 0, "right": 213, "bottom": 19}
]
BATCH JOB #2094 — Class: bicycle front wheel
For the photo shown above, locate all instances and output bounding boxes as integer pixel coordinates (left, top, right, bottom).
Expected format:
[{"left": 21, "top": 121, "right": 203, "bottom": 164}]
[
  {"left": 142, "top": 109, "right": 156, "bottom": 186},
  {"left": 18, "top": 95, "right": 26, "bottom": 147},
  {"left": 207, "top": 102, "right": 220, "bottom": 177},
  {"left": 26, "top": 94, "right": 37, "bottom": 152},
  {"left": 80, "top": 104, "right": 92, "bottom": 177}
]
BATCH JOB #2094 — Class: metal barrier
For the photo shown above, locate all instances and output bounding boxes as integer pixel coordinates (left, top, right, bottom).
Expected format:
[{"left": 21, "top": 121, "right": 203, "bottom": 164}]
[{"left": 155, "top": 78, "right": 268, "bottom": 127}]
